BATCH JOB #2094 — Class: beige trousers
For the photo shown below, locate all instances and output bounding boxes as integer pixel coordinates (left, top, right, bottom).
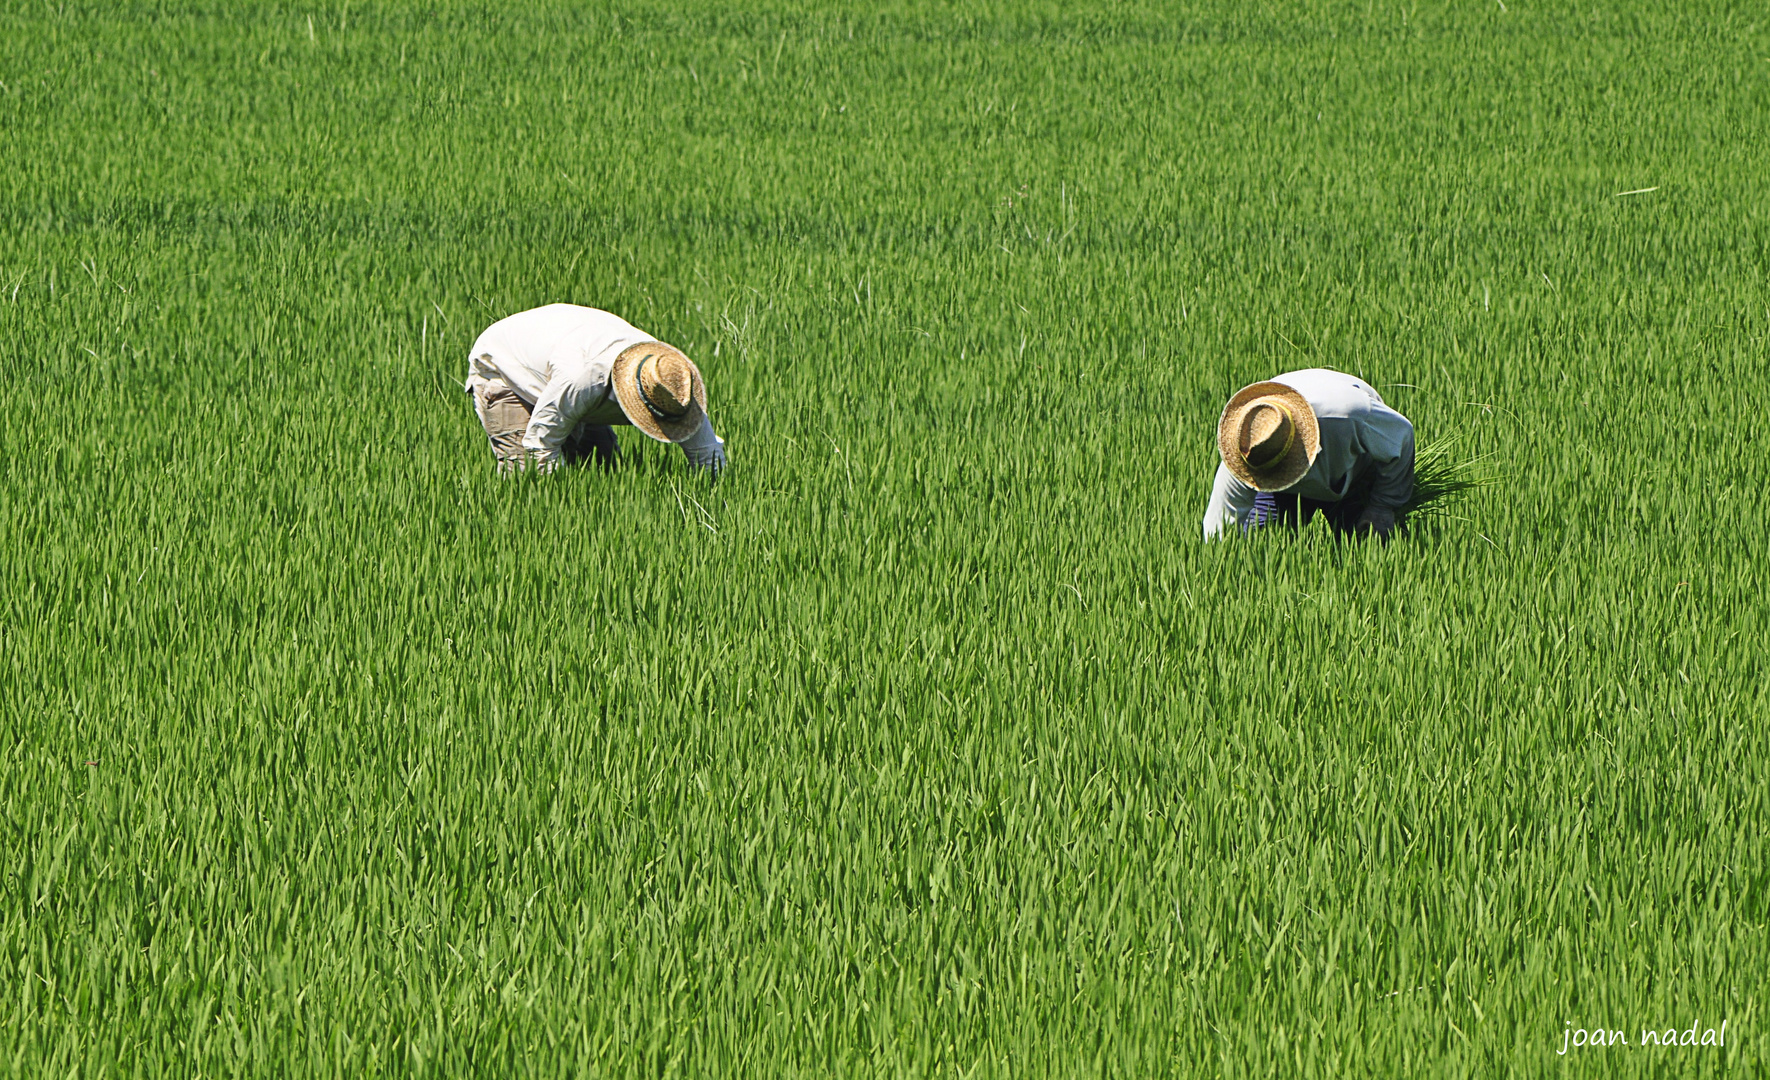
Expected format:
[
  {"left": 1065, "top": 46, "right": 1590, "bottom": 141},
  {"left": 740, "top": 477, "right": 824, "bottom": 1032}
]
[{"left": 470, "top": 381, "right": 619, "bottom": 470}]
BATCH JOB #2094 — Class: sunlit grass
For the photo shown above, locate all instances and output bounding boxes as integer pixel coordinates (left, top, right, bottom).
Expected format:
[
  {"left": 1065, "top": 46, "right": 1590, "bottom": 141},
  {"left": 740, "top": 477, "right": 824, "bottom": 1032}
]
[
  {"left": 1400, "top": 436, "right": 1491, "bottom": 524},
  {"left": 0, "top": 1, "right": 1765, "bottom": 1076}
]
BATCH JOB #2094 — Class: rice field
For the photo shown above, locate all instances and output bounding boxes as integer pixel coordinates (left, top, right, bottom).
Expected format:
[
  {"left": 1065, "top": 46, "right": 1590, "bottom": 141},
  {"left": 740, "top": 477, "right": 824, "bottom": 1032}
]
[{"left": 1, "top": 1, "right": 1765, "bottom": 1075}]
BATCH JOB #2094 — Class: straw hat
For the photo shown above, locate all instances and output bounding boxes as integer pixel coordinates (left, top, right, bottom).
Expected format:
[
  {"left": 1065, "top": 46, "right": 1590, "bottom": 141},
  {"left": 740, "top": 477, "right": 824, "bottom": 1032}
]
[
  {"left": 611, "top": 341, "right": 708, "bottom": 443},
  {"left": 1217, "top": 380, "right": 1320, "bottom": 491}
]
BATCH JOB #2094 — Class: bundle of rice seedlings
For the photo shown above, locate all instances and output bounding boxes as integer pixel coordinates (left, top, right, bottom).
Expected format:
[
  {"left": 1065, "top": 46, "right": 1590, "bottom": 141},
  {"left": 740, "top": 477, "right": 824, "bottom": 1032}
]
[{"left": 1401, "top": 435, "right": 1492, "bottom": 524}]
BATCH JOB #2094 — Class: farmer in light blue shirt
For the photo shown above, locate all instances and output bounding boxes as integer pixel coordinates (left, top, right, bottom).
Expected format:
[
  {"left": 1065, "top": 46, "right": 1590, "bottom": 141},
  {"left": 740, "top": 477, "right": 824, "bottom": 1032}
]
[{"left": 1202, "top": 369, "right": 1414, "bottom": 540}]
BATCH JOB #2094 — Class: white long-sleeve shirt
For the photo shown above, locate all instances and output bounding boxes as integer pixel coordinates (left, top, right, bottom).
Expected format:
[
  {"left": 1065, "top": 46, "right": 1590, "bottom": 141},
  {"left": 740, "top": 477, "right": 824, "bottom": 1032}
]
[
  {"left": 1202, "top": 369, "right": 1414, "bottom": 540},
  {"left": 464, "top": 304, "right": 726, "bottom": 470}
]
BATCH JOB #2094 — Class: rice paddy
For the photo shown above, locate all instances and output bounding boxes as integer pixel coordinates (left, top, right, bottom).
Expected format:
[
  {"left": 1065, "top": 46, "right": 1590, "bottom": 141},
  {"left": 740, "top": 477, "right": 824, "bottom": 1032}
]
[{"left": 1, "top": 1, "right": 1765, "bottom": 1075}]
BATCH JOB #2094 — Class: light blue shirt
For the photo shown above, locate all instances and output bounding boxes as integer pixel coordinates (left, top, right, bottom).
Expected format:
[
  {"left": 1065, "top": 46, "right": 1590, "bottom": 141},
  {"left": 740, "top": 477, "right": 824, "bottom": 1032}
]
[{"left": 1203, "top": 369, "right": 1414, "bottom": 539}]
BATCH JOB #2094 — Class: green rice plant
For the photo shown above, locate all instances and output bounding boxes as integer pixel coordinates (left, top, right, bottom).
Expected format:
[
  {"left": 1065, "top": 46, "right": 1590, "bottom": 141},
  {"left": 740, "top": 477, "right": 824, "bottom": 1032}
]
[
  {"left": 0, "top": 1, "right": 1764, "bottom": 1076},
  {"left": 1401, "top": 435, "right": 1494, "bottom": 524}
]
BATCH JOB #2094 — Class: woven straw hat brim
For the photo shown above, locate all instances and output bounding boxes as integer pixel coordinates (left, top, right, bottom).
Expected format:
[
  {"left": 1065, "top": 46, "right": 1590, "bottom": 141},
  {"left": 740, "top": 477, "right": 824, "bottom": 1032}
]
[
  {"left": 1217, "top": 381, "right": 1321, "bottom": 492},
  {"left": 612, "top": 342, "right": 709, "bottom": 443}
]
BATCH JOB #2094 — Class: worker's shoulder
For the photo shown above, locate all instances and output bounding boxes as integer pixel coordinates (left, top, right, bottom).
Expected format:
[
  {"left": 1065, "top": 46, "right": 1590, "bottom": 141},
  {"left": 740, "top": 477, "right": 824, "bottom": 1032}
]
[{"left": 1273, "top": 368, "right": 1405, "bottom": 422}]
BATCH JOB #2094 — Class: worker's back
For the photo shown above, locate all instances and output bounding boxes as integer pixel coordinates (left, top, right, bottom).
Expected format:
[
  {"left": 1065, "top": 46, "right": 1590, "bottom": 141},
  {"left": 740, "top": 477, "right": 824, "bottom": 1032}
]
[{"left": 468, "top": 304, "right": 649, "bottom": 406}]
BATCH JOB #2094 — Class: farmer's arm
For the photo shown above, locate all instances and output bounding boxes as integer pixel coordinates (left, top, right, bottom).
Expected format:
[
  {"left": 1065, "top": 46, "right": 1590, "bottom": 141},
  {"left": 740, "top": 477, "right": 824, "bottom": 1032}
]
[
  {"left": 1354, "top": 408, "right": 1415, "bottom": 535},
  {"left": 1362, "top": 411, "right": 1416, "bottom": 511},
  {"left": 676, "top": 414, "right": 727, "bottom": 472},
  {"left": 522, "top": 372, "right": 606, "bottom": 470},
  {"left": 1202, "top": 462, "right": 1256, "bottom": 540}
]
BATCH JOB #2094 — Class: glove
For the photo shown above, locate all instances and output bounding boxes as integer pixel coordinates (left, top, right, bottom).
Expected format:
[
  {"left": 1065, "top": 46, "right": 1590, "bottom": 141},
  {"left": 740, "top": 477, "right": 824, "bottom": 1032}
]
[
  {"left": 682, "top": 435, "right": 727, "bottom": 473},
  {"left": 1354, "top": 505, "right": 1397, "bottom": 539},
  {"left": 688, "top": 446, "right": 727, "bottom": 473}
]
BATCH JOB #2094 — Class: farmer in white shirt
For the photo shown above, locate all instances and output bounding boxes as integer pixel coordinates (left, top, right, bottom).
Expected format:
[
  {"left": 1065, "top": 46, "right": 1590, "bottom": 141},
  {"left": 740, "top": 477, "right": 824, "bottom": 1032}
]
[
  {"left": 1202, "top": 369, "right": 1414, "bottom": 540},
  {"left": 465, "top": 304, "right": 727, "bottom": 473}
]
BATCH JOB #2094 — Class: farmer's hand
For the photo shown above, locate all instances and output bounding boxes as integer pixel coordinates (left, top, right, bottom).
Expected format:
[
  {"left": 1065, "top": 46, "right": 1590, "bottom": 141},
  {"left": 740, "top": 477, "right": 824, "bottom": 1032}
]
[
  {"left": 1355, "top": 506, "right": 1397, "bottom": 539},
  {"left": 684, "top": 443, "right": 727, "bottom": 474}
]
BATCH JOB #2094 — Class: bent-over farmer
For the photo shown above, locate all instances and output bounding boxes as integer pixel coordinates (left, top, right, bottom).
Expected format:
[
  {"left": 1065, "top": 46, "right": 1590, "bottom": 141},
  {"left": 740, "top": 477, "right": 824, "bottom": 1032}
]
[
  {"left": 1203, "top": 368, "right": 1414, "bottom": 540},
  {"left": 465, "top": 303, "right": 727, "bottom": 473}
]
